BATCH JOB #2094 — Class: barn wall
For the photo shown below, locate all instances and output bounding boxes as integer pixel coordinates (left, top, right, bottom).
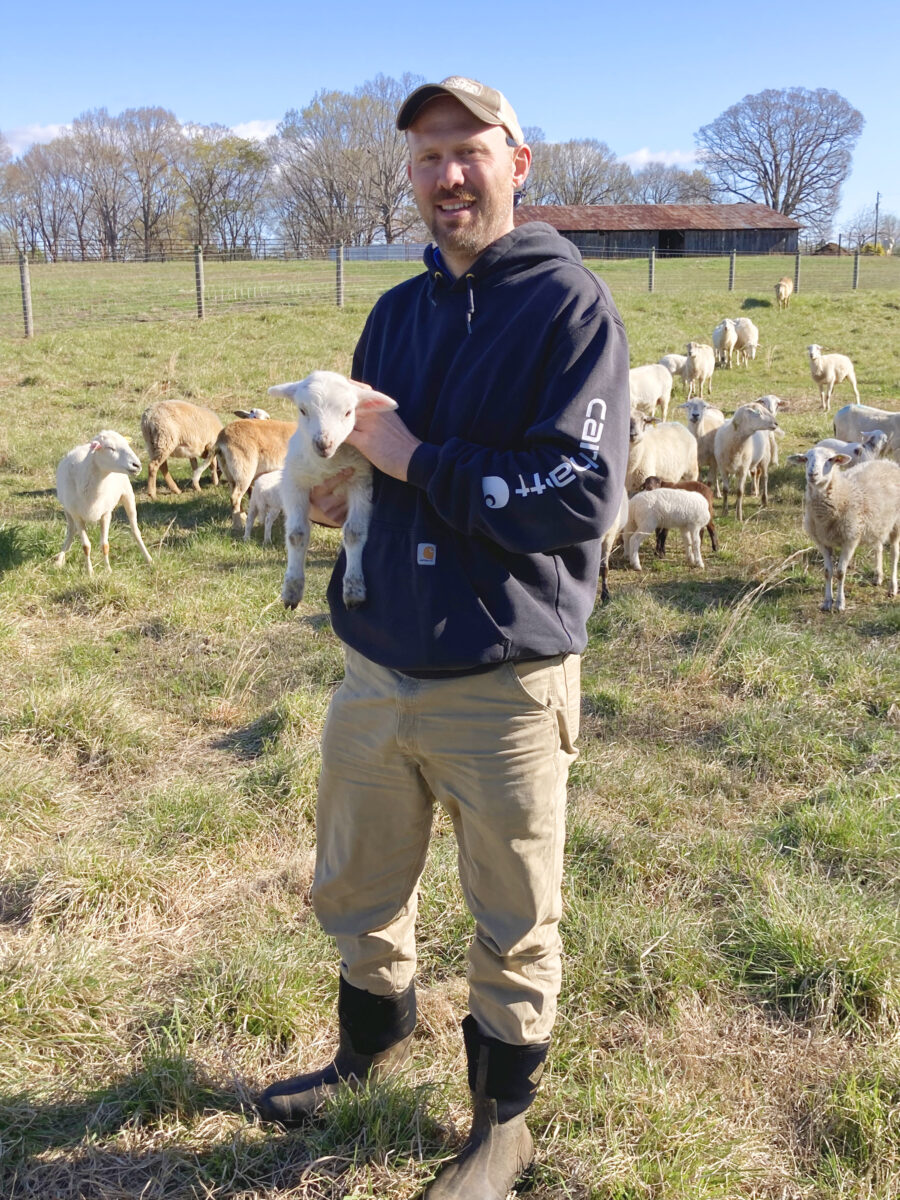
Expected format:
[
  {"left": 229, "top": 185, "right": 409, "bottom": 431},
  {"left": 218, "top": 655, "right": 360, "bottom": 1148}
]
[{"left": 560, "top": 228, "right": 798, "bottom": 255}]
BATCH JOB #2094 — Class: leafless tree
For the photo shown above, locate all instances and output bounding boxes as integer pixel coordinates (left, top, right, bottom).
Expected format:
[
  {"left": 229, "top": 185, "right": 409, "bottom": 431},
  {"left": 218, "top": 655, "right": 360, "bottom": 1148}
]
[
  {"left": 71, "top": 108, "right": 134, "bottom": 259},
  {"left": 526, "top": 139, "right": 633, "bottom": 205},
  {"left": 630, "top": 161, "right": 714, "bottom": 204},
  {"left": 207, "top": 137, "right": 271, "bottom": 254},
  {"left": 841, "top": 204, "right": 900, "bottom": 250},
  {"left": 357, "top": 73, "right": 423, "bottom": 243},
  {"left": 15, "top": 140, "right": 75, "bottom": 260},
  {"left": 695, "top": 87, "right": 864, "bottom": 229},
  {"left": 120, "top": 107, "right": 182, "bottom": 259}
]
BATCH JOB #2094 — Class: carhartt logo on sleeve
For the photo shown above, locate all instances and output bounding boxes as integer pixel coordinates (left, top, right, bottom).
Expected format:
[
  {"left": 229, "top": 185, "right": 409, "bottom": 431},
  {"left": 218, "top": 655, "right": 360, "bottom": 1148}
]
[
  {"left": 482, "top": 476, "right": 510, "bottom": 509},
  {"left": 417, "top": 543, "right": 437, "bottom": 565}
]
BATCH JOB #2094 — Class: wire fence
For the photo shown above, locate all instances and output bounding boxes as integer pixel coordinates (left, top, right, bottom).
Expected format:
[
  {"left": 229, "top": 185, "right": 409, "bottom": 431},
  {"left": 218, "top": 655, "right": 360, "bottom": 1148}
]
[{"left": 2, "top": 243, "right": 898, "bottom": 339}]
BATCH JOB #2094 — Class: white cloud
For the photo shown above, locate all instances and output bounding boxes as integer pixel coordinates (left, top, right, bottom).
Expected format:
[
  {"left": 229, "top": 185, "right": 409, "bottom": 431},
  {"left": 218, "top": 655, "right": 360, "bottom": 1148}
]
[
  {"left": 4, "top": 123, "right": 71, "bottom": 156},
  {"left": 231, "top": 119, "right": 279, "bottom": 142},
  {"left": 622, "top": 146, "right": 699, "bottom": 169}
]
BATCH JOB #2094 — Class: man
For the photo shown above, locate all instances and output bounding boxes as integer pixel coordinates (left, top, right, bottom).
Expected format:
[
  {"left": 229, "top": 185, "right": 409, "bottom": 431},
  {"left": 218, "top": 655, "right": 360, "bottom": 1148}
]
[{"left": 257, "top": 76, "right": 630, "bottom": 1198}]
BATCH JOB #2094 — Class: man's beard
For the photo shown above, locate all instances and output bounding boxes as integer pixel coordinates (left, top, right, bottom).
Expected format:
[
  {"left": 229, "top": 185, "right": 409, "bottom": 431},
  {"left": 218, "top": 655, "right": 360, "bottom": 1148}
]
[{"left": 426, "top": 188, "right": 507, "bottom": 261}]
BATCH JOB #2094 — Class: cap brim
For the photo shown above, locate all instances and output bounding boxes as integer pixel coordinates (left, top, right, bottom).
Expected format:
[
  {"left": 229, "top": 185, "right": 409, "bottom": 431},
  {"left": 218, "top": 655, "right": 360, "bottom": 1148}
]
[{"left": 397, "top": 85, "right": 507, "bottom": 134}]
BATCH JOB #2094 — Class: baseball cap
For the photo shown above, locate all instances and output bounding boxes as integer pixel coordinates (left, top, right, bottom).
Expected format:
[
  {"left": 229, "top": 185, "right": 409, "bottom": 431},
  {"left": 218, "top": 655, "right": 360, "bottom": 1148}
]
[{"left": 396, "top": 76, "right": 524, "bottom": 146}]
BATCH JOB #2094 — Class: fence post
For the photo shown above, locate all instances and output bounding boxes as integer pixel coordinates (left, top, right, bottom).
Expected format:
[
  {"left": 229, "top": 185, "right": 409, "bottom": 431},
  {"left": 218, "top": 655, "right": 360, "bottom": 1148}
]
[
  {"left": 18, "top": 251, "right": 34, "bottom": 339},
  {"left": 648, "top": 246, "right": 655, "bottom": 293},
  {"left": 794, "top": 251, "right": 801, "bottom": 296},
  {"left": 336, "top": 241, "right": 345, "bottom": 308},
  {"left": 728, "top": 248, "right": 737, "bottom": 291},
  {"left": 194, "top": 245, "right": 205, "bottom": 319},
  {"left": 852, "top": 250, "right": 860, "bottom": 291}
]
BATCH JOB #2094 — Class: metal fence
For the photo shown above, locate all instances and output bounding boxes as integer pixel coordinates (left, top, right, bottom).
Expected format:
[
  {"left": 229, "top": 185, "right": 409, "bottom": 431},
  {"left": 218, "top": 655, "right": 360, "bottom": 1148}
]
[{"left": 2, "top": 243, "right": 898, "bottom": 339}]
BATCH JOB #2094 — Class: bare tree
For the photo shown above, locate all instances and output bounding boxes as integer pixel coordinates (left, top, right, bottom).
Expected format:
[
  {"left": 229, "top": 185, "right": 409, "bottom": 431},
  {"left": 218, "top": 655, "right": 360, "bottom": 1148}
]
[
  {"left": 120, "top": 107, "right": 182, "bottom": 259},
  {"left": 695, "top": 87, "right": 864, "bottom": 229},
  {"left": 357, "top": 73, "right": 423, "bottom": 243},
  {"left": 526, "top": 139, "right": 633, "bottom": 205},
  {"left": 841, "top": 204, "right": 900, "bottom": 250},
  {"left": 71, "top": 108, "right": 133, "bottom": 259},
  {"left": 207, "top": 137, "right": 271, "bottom": 253},
  {"left": 15, "top": 139, "right": 75, "bottom": 260},
  {"left": 630, "top": 161, "right": 714, "bottom": 204}
]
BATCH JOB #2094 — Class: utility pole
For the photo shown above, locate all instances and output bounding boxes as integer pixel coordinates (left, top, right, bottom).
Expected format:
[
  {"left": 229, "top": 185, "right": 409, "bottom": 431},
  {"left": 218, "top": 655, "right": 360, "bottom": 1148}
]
[{"left": 874, "top": 191, "right": 881, "bottom": 251}]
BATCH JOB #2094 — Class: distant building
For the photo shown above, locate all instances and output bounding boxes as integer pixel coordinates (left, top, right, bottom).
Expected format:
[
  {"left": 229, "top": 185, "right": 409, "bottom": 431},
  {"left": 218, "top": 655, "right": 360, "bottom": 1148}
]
[{"left": 513, "top": 203, "right": 800, "bottom": 255}]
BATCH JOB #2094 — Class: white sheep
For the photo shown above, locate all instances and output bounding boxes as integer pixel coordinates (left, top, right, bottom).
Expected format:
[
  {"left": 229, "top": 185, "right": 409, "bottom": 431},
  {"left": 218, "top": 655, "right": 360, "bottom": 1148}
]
[
  {"left": 753, "top": 393, "right": 786, "bottom": 474},
  {"left": 658, "top": 353, "right": 688, "bottom": 393},
  {"left": 626, "top": 411, "right": 699, "bottom": 493},
  {"left": 624, "top": 488, "right": 709, "bottom": 571},
  {"left": 732, "top": 318, "right": 760, "bottom": 366},
  {"left": 55, "top": 430, "right": 153, "bottom": 575},
  {"left": 270, "top": 370, "right": 397, "bottom": 610},
  {"left": 714, "top": 402, "right": 779, "bottom": 521},
  {"left": 599, "top": 488, "right": 629, "bottom": 603},
  {"left": 807, "top": 344, "right": 860, "bottom": 411},
  {"left": 140, "top": 399, "right": 223, "bottom": 499},
  {"left": 234, "top": 408, "right": 271, "bottom": 420},
  {"left": 244, "top": 469, "right": 285, "bottom": 545},
  {"left": 833, "top": 404, "right": 900, "bottom": 463},
  {"left": 679, "top": 398, "right": 726, "bottom": 496},
  {"left": 712, "top": 319, "right": 738, "bottom": 368},
  {"left": 214, "top": 417, "right": 296, "bottom": 531},
  {"left": 775, "top": 276, "right": 794, "bottom": 309},
  {"left": 684, "top": 342, "right": 715, "bottom": 398},
  {"left": 787, "top": 446, "right": 900, "bottom": 611},
  {"left": 814, "top": 430, "right": 891, "bottom": 466},
  {"left": 629, "top": 364, "right": 672, "bottom": 421}
]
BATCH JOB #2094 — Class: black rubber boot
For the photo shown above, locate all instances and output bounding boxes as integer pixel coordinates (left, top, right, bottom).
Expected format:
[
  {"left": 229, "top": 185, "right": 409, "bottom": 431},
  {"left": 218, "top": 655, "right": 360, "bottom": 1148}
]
[
  {"left": 417, "top": 1014, "right": 549, "bottom": 1199},
  {"left": 255, "top": 977, "right": 415, "bottom": 1125}
]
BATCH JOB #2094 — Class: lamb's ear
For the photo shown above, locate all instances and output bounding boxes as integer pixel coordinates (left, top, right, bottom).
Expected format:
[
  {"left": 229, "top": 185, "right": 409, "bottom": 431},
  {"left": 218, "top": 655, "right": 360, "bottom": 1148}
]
[
  {"left": 354, "top": 387, "right": 398, "bottom": 413},
  {"left": 89, "top": 439, "right": 102, "bottom": 452},
  {"left": 233, "top": 409, "right": 252, "bottom": 418},
  {"left": 787, "top": 453, "right": 809, "bottom": 465},
  {"left": 267, "top": 382, "right": 301, "bottom": 401},
  {"left": 831, "top": 453, "right": 852, "bottom": 467}
]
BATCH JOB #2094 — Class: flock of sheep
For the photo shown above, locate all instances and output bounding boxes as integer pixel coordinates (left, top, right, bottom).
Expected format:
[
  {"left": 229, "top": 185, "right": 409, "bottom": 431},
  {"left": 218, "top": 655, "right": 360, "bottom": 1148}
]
[{"left": 53, "top": 282, "right": 900, "bottom": 614}]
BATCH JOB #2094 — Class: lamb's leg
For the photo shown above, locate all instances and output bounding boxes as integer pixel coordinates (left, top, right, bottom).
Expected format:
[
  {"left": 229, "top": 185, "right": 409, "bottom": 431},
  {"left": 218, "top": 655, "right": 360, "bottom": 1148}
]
[
  {"left": 873, "top": 542, "right": 884, "bottom": 587},
  {"left": 281, "top": 480, "right": 311, "bottom": 610},
  {"left": 189, "top": 456, "right": 203, "bottom": 492},
  {"left": 263, "top": 509, "right": 277, "bottom": 546},
  {"left": 628, "top": 530, "right": 648, "bottom": 571},
  {"left": 720, "top": 480, "right": 730, "bottom": 517},
  {"left": 230, "top": 482, "right": 247, "bottom": 533},
  {"left": 887, "top": 536, "right": 899, "bottom": 597},
  {"left": 341, "top": 477, "right": 372, "bottom": 609},
  {"left": 759, "top": 466, "right": 769, "bottom": 508},
  {"left": 692, "top": 529, "right": 704, "bottom": 570},
  {"left": 120, "top": 488, "right": 153, "bottom": 564},
  {"left": 80, "top": 525, "right": 93, "bottom": 576},
  {"left": 56, "top": 511, "right": 76, "bottom": 567},
  {"left": 146, "top": 460, "right": 160, "bottom": 500},
  {"left": 833, "top": 541, "right": 859, "bottom": 612},
  {"left": 821, "top": 546, "right": 834, "bottom": 611},
  {"left": 160, "top": 458, "right": 181, "bottom": 494},
  {"left": 99, "top": 510, "right": 113, "bottom": 572},
  {"left": 735, "top": 470, "right": 748, "bottom": 522},
  {"left": 244, "top": 500, "right": 256, "bottom": 542},
  {"left": 849, "top": 370, "right": 860, "bottom": 405}
]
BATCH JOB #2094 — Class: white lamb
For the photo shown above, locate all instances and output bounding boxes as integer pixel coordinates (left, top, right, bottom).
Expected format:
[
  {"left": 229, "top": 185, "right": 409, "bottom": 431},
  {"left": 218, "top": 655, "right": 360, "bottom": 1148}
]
[
  {"left": 732, "top": 317, "right": 760, "bottom": 366},
  {"left": 833, "top": 404, "right": 900, "bottom": 463},
  {"left": 658, "top": 353, "right": 688, "bottom": 393},
  {"left": 626, "top": 412, "right": 699, "bottom": 493},
  {"left": 684, "top": 342, "right": 715, "bottom": 399},
  {"left": 679, "top": 398, "right": 726, "bottom": 496},
  {"left": 55, "top": 430, "right": 153, "bottom": 575},
  {"left": 814, "top": 430, "right": 891, "bottom": 466},
  {"left": 244, "top": 469, "right": 285, "bottom": 545},
  {"left": 270, "top": 370, "right": 396, "bottom": 611},
  {"left": 629, "top": 363, "right": 672, "bottom": 421},
  {"left": 787, "top": 446, "right": 900, "bottom": 611},
  {"left": 624, "top": 489, "right": 709, "bottom": 571},
  {"left": 807, "top": 344, "right": 860, "bottom": 411},
  {"left": 712, "top": 319, "right": 738, "bottom": 368},
  {"left": 140, "top": 399, "right": 223, "bottom": 499},
  {"left": 714, "top": 402, "right": 779, "bottom": 521},
  {"left": 214, "top": 417, "right": 296, "bottom": 531}
]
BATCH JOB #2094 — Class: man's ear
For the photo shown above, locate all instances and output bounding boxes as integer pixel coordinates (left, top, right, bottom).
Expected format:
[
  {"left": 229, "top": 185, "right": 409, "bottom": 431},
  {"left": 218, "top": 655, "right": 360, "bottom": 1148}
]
[{"left": 512, "top": 143, "right": 531, "bottom": 189}]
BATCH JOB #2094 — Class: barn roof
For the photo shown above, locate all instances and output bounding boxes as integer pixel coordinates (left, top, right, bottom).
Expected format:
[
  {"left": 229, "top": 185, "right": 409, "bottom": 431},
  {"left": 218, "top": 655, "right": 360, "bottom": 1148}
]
[{"left": 513, "top": 203, "right": 801, "bottom": 232}]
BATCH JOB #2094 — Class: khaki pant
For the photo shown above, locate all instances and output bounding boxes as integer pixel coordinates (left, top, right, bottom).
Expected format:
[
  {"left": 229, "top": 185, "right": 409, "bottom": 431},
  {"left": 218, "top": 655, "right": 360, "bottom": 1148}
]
[{"left": 312, "top": 645, "right": 580, "bottom": 1046}]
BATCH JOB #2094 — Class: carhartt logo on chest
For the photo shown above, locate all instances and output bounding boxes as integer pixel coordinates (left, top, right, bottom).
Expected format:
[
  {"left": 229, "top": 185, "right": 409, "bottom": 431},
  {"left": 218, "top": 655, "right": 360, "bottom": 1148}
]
[{"left": 417, "top": 543, "right": 437, "bottom": 565}]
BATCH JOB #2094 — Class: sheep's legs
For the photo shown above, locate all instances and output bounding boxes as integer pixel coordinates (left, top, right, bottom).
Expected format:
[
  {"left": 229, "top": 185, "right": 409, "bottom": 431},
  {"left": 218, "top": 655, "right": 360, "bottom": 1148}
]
[
  {"left": 627, "top": 531, "right": 649, "bottom": 571},
  {"left": 833, "top": 540, "right": 860, "bottom": 612},
  {"left": 263, "top": 510, "right": 278, "bottom": 546},
  {"left": 99, "top": 511, "right": 113, "bottom": 572},
  {"left": 56, "top": 512, "right": 77, "bottom": 567},
  {"left": 282, "top": 484, "right": 311, "bottom": 609},
  {"left": 341, "top": 480, "right": 372, "bottom": 609},
  {"left": 888, "top": 537, "right": 899, "bottom": 597},
  {"left": 121, "top": 489, "right": 153, "bottom": 564}
]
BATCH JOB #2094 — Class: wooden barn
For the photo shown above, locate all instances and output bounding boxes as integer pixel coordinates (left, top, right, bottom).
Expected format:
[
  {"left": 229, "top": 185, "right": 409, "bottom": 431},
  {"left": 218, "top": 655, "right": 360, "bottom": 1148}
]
[{"left": 513, "top": 203, "right": 800, "bottom": 256}]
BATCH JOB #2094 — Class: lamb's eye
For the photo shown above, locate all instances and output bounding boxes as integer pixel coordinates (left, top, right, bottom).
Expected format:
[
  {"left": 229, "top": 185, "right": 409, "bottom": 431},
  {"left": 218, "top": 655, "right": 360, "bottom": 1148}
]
[
  {"left": 345, "top": 410, "right": 352, "bottom": 418},
  {"left": 298, "top": 406, "right": 307, "bottom": 417}
]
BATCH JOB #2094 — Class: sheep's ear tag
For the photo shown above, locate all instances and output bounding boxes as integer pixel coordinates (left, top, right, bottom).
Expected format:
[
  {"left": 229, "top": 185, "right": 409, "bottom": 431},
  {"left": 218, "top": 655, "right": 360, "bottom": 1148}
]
[{"left": 89, "top": 439, "right": 102, "bottom": 451}]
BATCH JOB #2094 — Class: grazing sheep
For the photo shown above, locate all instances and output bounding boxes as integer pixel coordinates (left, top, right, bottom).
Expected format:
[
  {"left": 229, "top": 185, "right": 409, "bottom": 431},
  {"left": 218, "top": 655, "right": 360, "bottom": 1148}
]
[
  {"left": 775, "top": 276, "right": 794, "bottom": 309},
  {"left": 244, "top": 469, "right": 285, "bottom": 545},
  {"left": 787, "top": 446, "right": 900, "bottom": 611},
  {"left": 624, "top": 488, "right": 709, "bottom": 571},
  {"left": 658, "top": 353, "right": 688, "bottom": 393},
  {"left": 732, "top": 318, "right": 760, "bottom": 366},
  {"left": 684, "top": 341, "right": 715, "bottom": 398},
  {"left": 714, "top": 402, "right": 779, "bottom": 521},
  {"left": 599, "top": 489, "right": 629, "bottom": 604},
  {"left": 833, "top": 404, "right": 900, "bottom": 463},
  {"left": 629, "top": 364, "right": 673, "bottom": 421},
  {"left": 55, "top": 430, "right": 153, "bottom": 575},
  {"left": 679, "top": 399, "right": 725, "bottom": 496},
  {"left": 712, "top": 319, "right": 738, "bottom": 368},
  {"left": 807, "top": 344, "right": 860, "bottom": 411},
  {"left": 626, "top": 411, "right": 699, "bottom": 493},
  {"left": 270, "top": 370, "right": 397, "bottom": 611},
  {"left": 140, "top": 399, "right": 223, "bottom": 499},
  {"left": 640, "top": 476, "right": 718, "bottom": 555},
  {"left": 814, "top": 430, "right": 892, "bottom": 466},
  {"left": 214, "top": 418, "right": 296, "bottom": 532}
]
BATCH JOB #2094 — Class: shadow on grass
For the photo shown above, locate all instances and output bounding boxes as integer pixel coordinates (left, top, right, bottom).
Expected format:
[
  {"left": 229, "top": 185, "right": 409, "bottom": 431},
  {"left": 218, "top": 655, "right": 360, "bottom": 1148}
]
[
  {"left": 741, "top": 297, "right": 772, "bottom": 309},
  {"left": 646, "top": 575, "right": 749, "bottom": 612}
]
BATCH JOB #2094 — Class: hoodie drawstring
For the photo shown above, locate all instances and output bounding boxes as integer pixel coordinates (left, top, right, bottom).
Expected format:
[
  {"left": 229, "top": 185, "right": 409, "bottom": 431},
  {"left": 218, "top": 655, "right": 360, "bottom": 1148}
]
[{"left": 465, "top": 274, "right": 475, "bottom": 336}]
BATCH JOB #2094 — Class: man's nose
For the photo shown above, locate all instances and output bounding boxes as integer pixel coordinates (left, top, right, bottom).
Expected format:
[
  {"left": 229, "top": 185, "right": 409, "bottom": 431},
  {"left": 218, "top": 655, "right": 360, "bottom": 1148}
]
[{"left": 436, "top": 157, "right": 466, "bottom": 189}]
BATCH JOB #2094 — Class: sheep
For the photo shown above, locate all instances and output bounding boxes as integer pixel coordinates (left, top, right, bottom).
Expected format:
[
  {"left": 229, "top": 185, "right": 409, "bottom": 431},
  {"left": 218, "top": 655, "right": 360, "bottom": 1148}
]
[
  {"left": 679, "top": 398, "right": 725, "bottom": 496},
  {"left": 639, "top": 476, "right": 718, "bottom": 556},
  {"left": 753, "top": 392, "right": 787, "bottom": 474},
  {"left": 684, "top": 341, "right": 715, "bottom": 398},
  {"left": 214, "top": 418, "right": 296, "bottom": 532},
  {"left": 714, "top": 402, "right": 779, "bottom": 521},
  {"left": 55, "top": 430, "right": 153, "bottom": 575},
  {"left": 712, "top": 318, "right": 738, "bottom": 368},
  {"left": 814, "top": 430, "right": 892, "bottom": 466},
  {"left": 807, "top": 344, "right": 860, "bottom": 411},
  {"left": 140, "top": 399, "right": 223, "bottom": 499},
  {"left": 658, "top": 353, "right": 688, "bottom": 393},
  {"left": 833, "top": 404, "right": 900, "bottom": 463},
  {"left": 626, "top": 411, "right": 699, "bottom": 493},
  {"left": 270, "top": 370, "right": 397, "bottom": 611},
  {"left": 732, "top": 318, "right": 760, "bottom": 366},
  {"left": 244, "top": 469, "right": 285, "bottom": 545},
  {"left": 599, "top": 489, "right": 629, "bottom": 603},
  {"left": 234, "top": 407, "right": 271, "bottom": 420},
  {"left": 775, "top": 276, "right": 794, "bottom": 309},
  {"left": 787, "top": 446, "right": 900, "bottom": 611},
  {"left": 629, "top": 363, "right": 672, "bottom": 421},
  {"left": 624, "top": 488, "right": 709, "bottom": 571}
]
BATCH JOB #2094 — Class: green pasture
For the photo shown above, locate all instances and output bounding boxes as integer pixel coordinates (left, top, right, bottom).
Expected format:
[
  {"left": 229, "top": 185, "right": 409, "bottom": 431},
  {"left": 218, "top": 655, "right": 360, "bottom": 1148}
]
[{"left": 0, "top": 265, "right": 898, "bottom": 1199}]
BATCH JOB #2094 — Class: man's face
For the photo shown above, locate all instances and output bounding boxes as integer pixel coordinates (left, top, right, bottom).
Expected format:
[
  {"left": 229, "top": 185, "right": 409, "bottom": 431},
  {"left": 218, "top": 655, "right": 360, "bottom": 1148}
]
[{"left": 406, "top": 96, "right": 530, "bottom": 271}]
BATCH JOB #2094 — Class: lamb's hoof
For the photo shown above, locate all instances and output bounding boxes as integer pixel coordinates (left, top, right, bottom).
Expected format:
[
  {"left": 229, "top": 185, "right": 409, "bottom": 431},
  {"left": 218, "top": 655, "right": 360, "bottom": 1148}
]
[
  {"left": 282, "top": 579, "right": 305, "bottom": 610},
  {"left": 343, "top": 581, "right": 366, "bottom": 609}
]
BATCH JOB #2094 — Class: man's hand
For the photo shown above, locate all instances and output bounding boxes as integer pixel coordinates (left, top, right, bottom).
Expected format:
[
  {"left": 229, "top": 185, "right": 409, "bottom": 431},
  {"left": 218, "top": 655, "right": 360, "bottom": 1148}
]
[
  {"left": 309, "top": 468, "right": 353, "bottom": 526},
  {"left": 347, "top": 407, "right": 421, "bottom": 482}
]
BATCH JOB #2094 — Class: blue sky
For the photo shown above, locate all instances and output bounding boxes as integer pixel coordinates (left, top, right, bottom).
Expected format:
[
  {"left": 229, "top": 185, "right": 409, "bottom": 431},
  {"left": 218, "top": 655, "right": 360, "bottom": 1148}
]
[{"left": 2, "top": 0, "right": 896, "bottom": 233}]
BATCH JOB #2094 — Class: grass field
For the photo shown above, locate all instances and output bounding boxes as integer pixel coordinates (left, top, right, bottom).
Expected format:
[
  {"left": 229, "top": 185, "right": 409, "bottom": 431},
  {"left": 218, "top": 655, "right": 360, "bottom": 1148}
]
[{"left": 0, "top": 261, "right": 898, "bottom": 1199}]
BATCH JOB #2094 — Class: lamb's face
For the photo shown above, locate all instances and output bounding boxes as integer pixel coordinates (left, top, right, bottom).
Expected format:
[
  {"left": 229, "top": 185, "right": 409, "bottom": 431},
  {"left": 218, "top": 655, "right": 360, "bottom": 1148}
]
[
  {"left": 680, "top": 400, "right": 706, "bottom": 431},
  {"left": 629, "top": 413, "right": 648, "bottom": 443},
  {"left": 807, "top": 344, "right": 822, "bottom": 361},
  {"left": 90, "top": 431, "right": 141, "bottom": 476},
  {"left": 862, "top": 430, "right": 889, "bottom": 458},
  {"left": 790, "top": 446, "right": 849, "bottom": 487},
  {"left": 297, "top": 377, "right": 358, "bottom": 459}
]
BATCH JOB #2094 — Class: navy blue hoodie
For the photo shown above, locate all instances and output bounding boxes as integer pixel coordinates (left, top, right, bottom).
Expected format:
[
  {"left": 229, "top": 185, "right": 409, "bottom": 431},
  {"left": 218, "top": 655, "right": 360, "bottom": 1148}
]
[{"left": 329, "top": 222, "right": 630, "bottom": 673}]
